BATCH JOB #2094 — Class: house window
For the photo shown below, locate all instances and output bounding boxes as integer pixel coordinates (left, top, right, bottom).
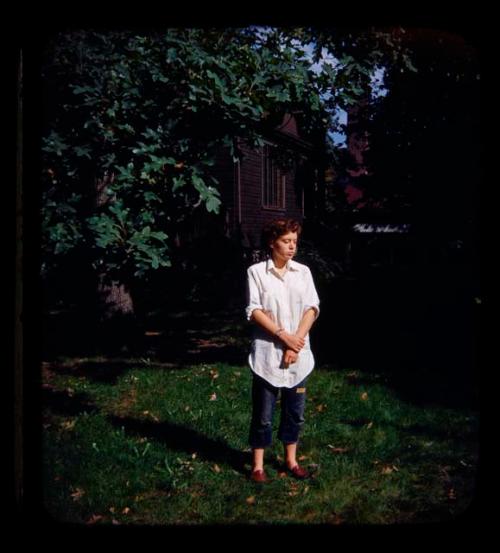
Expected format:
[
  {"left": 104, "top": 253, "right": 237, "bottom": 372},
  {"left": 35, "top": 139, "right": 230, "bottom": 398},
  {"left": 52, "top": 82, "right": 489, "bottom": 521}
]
[{"left": 262, "top": 144, "right": 285, "bottom": 209}]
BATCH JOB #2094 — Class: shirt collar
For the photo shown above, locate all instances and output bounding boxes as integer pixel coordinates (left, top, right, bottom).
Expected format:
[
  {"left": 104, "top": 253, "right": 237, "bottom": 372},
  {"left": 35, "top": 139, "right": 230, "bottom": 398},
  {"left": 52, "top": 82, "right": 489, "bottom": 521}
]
[{"left": 266, "top": 257, "right": 299, "bottom": 273}]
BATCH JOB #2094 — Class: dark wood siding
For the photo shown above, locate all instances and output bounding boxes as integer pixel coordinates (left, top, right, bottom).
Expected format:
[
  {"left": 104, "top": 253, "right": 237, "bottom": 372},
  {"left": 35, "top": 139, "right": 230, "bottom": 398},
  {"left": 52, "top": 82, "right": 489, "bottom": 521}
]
[
  {"left": 208, "top": 115, "right": 312, "bottom": 249},
  {"left": 239, "top": 141, "right": 304, "bottom": 249}
]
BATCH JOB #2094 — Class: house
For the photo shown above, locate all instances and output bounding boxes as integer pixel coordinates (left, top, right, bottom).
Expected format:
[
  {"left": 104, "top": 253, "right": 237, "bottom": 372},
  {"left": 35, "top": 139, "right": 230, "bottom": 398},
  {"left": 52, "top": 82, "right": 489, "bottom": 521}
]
[
  {"left": 325, "top": 102, "right": 413, "bottom": 274},
  {"left": 186, "top": 113, "right": 318, "bottom": 261}
]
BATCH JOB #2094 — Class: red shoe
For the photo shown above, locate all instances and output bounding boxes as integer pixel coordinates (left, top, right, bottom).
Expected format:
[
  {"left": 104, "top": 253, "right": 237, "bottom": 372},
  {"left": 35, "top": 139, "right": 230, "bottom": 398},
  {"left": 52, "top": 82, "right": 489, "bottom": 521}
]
[
  {"left": 287, "top": 464, "right": 310, "bottom": 480},
  {"left": 250, "top": 469, "right": 267, "bottom": 483}
]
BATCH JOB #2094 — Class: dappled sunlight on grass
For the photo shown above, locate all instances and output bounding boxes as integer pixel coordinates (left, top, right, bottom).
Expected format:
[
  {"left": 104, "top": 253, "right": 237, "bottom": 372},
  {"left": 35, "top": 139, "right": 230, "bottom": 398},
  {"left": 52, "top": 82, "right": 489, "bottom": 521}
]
[{"left": 42, "top": 360, "right": 479, "bottom": 525}]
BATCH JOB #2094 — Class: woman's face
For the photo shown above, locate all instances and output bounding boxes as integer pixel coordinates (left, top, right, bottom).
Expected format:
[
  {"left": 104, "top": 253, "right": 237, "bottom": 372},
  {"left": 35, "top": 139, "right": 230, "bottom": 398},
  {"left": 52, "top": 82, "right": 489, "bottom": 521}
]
[{"left": 270, "top": 231, "right": 298, "bottom": 262}]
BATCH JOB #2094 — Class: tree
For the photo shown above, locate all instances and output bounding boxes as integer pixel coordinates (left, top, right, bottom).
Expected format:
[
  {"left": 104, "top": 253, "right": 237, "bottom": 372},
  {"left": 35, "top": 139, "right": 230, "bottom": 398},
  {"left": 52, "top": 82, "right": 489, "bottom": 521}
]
[
  {"left": 40, "top": 27, "right": 415, "bottom": 323},
  {"left": 335, "top": 28, "right": 479, "bottom": 222}
]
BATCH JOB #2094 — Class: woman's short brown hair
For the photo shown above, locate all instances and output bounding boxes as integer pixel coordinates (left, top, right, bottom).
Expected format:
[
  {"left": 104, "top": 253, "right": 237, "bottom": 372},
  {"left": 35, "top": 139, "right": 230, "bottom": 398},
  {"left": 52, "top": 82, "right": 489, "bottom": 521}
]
[{"left": 261, "top": 218, "right": 302, "bottom": 253}]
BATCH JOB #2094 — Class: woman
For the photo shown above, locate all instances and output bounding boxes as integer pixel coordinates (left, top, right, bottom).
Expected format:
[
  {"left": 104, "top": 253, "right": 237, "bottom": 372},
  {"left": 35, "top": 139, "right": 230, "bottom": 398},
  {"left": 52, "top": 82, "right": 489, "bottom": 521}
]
[{"left": 245, "top": 218, "right": 320, "bottom": 483}]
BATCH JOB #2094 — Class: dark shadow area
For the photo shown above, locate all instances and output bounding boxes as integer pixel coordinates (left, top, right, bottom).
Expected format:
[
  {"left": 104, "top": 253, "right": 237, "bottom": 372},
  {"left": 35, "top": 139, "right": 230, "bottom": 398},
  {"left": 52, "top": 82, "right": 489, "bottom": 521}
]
[
  {"left": 44, "top": 301, "right": 248, "bottom": 364},
  {"left": 107, "top": 414, "right": 252, "bottom": 475},
  {"left": 336, "top": 417, "right": 478, "bottom": 444},
  {"left": 41, "top": 378, "right": 252, "bottom": 476},
  {"left": 42, "top": 260, "right": 479, "bottom": 411},
  {"left": 41, "top": 386, "right": 98, "bottom": 417},
  {"left": 41, "top": 224, "right": 479, "bottom": 412},
  {"left": 336, "top": 417, "right": 373, "bottom": 428},
  {"left": 41, "top": 234, "right": 251, "bottom": 366},
  {"left": 311, "top": 260, "right": 479, "bottom": 411},
  {"left": 45, "top": 359, "right": 155, "bottom": 385}
]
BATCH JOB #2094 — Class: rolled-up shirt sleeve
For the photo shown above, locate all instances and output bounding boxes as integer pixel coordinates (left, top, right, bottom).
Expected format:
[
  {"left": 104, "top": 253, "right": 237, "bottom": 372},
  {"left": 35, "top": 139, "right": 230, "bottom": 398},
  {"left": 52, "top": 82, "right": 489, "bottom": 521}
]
[
  {"left": 303, "top": 268, "right": 320, "bottom": 320},
  {"left": 245, "top": 267, "right": 264, "bottom": 321}
]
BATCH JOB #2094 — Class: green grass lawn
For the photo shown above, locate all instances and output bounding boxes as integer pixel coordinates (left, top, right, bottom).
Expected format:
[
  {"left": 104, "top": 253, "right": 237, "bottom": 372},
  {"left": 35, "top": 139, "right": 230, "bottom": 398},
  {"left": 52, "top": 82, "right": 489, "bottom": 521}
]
[{"left": 42, "top": 358, "right": 479, "bottom": 525}]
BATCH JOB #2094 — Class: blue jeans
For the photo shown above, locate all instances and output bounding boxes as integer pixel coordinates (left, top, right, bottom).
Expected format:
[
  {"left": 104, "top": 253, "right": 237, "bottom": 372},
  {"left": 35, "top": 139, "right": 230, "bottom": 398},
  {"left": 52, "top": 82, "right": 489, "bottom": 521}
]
[{"left": 248, "top": 373, "right": 309, "bottom": 449}]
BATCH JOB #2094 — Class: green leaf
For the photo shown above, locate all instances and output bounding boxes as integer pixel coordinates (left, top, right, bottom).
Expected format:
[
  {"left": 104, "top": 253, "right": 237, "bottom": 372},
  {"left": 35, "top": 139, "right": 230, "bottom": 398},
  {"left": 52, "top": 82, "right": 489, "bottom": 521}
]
[
  {"left": 108, "top": 203, "right": 128, "bottom": 224},
  {"left": 221, "top": 92, "right": 236, "bottom": 105},
  {"left": 206, "top": 69, "right": 224, "bottom": 89},
  {"left": 150, "top": 231, "right": 168, "bottom": 241},
  {"left": 172, "top": 177, "right": 184, "bottom": 192},
  {"left": 403, "top": 55, "right": 418, "bottom": 73},
  {"left": 166, "top": 48, "right": 178, "bottom": 62},
  {"left": 115, "top": 164, "right": 134, "bottom": 182},
  {"left": 192, "top": 174, "right": 207, "bottom": 196},
  {"left": 74, "top": 146, "right": 92, "bottom": 159},
  {"left": 206, "top": 195, "right": 221, "bottom": 214},
  {"left": 144, "top": 192, "right": 160, "bottom": 202},
  {"left": 72, "top": 85, "right": 95, "bottom": 95}
]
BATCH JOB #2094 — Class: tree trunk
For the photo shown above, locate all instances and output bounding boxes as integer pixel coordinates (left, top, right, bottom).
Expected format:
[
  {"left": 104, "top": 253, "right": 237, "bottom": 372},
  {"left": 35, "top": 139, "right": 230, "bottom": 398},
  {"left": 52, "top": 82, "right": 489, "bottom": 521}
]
[
  {"left": 96, "top": 276, "right": 134, "bottom": 319},
  {"left": 95, "top": 173, "right": 135, "bottom": 320},
  {"left": 93, "top": 174, "right": 141, "bottom": 354}
]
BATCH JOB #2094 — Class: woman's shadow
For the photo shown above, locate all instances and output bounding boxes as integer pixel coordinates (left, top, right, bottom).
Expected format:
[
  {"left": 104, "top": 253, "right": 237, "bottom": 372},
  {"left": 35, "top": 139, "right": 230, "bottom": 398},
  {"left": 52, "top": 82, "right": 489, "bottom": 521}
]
[{"left": 107, "top": 414, "right": 253, "bottom": 476}]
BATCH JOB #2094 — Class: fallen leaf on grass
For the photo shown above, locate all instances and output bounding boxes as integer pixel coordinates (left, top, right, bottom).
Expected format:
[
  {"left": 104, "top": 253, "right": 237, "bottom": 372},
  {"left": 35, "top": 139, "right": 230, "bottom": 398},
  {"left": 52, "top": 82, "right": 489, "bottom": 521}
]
[
  {"left": 70, "top": 488, "right": 85, "bottom": 501},
  {"left": 213, "top": 464, "right": 221, "bottom": 473},
  {"left": 142, "top": 411, "right": 160, "bottom": 422},
  {"left": 360, "top": 392, "right": 368, "bottom": 401},
  {"left": 209, "top": 393, "right": 217, "bottom": 401},
  {"left": 122, "top": 507, "right": 130, "bottom": 515},
  {"left": 60, "top": 420, "right": 76, "bottom": 431},
  {"left": 246, "top": 496, "right": 255, "bottom": 505},
  {"left": 366, "top": 422, "right": 374, "bottom": 429},
  {"left": 316, "top": 404, "right": 327, "bottom": 412},
  {"left": 327, "top": 445, "right": 349, "bottom": 454},
  {"left": 381, "top": 465, "right": 399, "bottom": 475},
  {"left": 87, "top": 514, "right": 103, "bottom": 525},
  {"left": 329, "top": 512, "right": 344, "bottom": 525}
]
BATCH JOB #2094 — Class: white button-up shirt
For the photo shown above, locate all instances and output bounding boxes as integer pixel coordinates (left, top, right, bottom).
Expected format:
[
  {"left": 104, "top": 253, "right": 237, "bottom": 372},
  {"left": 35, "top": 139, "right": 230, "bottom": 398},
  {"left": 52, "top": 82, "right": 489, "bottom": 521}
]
[{"left": 245, "top": 257, "right": 320, "bottom": 388}]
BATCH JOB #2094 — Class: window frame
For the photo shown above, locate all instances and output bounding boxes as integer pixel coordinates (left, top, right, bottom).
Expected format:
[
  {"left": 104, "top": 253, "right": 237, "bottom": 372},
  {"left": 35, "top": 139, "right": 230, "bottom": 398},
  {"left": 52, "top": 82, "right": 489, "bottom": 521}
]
[{"left": 261, "top": 141, "right": 286, "bottom": 211}]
